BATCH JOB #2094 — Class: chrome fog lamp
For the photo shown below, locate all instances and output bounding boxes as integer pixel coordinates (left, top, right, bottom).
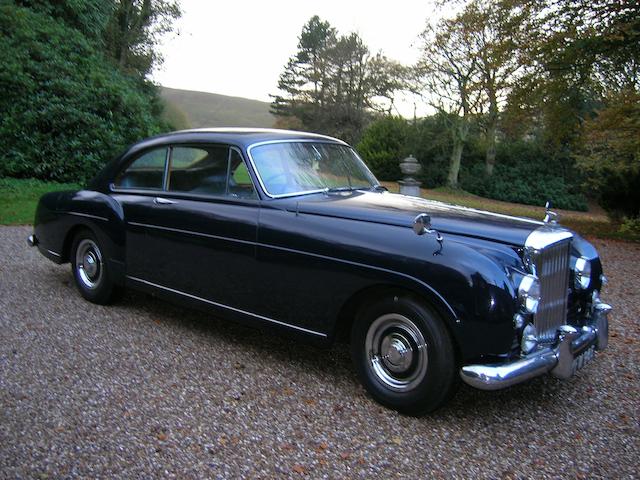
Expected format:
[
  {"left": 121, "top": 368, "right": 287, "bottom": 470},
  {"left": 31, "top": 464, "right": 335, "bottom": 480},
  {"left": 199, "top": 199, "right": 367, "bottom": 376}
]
[
  {"left": 574, "top": 257, "right": 591, "bottom": 290},
  {"left": 518, "top": 274, "right": 541, "bottom": 314},
  {"left": 521, "top": 323, "right": 538, "bottom": 355}
]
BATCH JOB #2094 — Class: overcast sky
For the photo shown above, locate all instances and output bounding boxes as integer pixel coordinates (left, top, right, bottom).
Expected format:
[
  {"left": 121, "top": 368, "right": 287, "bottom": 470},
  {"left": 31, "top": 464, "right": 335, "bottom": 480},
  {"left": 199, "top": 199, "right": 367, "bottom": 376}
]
[{"left": 153, "top": 0, "right": 451, "bottom": 117}]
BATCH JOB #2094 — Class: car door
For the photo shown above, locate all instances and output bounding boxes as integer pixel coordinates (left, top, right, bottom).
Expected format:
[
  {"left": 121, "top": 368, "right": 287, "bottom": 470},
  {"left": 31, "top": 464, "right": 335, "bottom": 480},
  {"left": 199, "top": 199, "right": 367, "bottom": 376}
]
[{"left": 112, "top": 143, "right": 260, "bottom": 312}]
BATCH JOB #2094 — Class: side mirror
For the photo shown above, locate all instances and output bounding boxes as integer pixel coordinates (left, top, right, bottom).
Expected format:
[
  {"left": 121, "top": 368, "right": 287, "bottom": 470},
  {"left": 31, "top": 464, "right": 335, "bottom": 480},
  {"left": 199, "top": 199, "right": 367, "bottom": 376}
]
[
  {"left": 413, "top": 213, "right": 444, "bottom": 242},
  {"left": 413, "top": 213, "right": 432, "bottom": 235}
]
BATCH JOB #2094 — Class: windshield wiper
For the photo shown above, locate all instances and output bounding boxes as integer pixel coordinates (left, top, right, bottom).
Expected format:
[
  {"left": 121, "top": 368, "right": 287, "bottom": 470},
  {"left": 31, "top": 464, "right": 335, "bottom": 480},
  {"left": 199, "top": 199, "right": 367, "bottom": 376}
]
[{"left": 370, "top": 184, "right": 388, "bottom": 192}]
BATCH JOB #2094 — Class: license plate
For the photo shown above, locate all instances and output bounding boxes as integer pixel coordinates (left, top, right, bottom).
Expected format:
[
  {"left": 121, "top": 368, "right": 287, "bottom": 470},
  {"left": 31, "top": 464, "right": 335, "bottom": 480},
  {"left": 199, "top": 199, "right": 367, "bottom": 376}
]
[{"left": 572, "top": 345, "right": 595, "bottom": 374}]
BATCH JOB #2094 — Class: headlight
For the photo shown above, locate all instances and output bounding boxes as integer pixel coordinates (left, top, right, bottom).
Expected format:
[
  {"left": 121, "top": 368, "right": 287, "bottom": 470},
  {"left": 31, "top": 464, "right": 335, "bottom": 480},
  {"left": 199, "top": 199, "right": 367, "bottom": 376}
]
[
  {"left": 518, "top": 274, "right": 541, "bottom": 314},
  {"left": 574, "top": 257, "right": 591, "bottom": 290}
]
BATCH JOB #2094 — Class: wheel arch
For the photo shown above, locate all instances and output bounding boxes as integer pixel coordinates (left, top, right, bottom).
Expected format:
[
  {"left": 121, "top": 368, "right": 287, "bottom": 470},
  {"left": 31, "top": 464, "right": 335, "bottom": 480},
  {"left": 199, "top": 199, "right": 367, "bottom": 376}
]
[
  {"left": 61, "top": 224, "right": 94, "bottom": 263},
  {"left": 331, "top": 283, "right": 462, "bottom": 362}
]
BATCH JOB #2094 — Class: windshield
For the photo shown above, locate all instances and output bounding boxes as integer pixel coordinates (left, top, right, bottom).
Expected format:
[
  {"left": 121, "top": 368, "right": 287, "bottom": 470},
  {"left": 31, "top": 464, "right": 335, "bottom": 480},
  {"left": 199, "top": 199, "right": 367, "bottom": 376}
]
[{"left": 249, "top": 142, "right": 378, "bottom": 197}]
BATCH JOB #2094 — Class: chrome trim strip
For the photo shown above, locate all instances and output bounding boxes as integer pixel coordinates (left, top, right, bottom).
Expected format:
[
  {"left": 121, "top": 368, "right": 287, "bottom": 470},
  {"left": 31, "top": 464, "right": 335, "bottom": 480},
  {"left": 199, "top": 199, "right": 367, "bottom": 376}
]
[
  {"left": 68, "top": 212, "right": 109, "bottom": 222},
  {"left": 245, "top": 139, "right": 375, "bottom": 199},
  {"left": 125, "top": 275, "right": 327, "bottom": 338},
  {"left": 127, "top": 221, "right": 459, "bottom": 320},
  {"left": 162, "top": 146, "right": 172, "bottom": 191},
  {"left": 46, "top": 249, "right": 61, "bottom": 257}
]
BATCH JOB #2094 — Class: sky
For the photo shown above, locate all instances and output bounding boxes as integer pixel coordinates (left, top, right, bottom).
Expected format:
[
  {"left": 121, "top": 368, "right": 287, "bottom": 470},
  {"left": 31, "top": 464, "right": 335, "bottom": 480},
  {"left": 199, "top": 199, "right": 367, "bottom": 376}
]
[{"left": 153, "top": 0, "right": 450, "bottom": 118}]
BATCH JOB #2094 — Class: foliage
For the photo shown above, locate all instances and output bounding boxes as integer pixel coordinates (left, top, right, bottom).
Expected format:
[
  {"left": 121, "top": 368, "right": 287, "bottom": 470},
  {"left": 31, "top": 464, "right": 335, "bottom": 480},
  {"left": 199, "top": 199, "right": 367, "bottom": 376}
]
[
  {"left": 0, "top": 2, "right": 179, "bottom": 183},
  {"left": 271, "top": 16, "right": 407, "bottom": 144},
  {"left": 460, "top": 141, "right": 588, "bottom": 211},
  {"left": 618, "top": 216, "right": 640, "bottom": 242},
  {"left": 575, "top": 89, "right": 640, "bottom": 217},
  {"left": 356, "top": 117, "right": 410, "bottom": 181},
  {"left": 104, "top": 0, "right": 181, "bottom": 77},
  {"left": 0, "top": 177, "right": 81, "bottom": 224}
]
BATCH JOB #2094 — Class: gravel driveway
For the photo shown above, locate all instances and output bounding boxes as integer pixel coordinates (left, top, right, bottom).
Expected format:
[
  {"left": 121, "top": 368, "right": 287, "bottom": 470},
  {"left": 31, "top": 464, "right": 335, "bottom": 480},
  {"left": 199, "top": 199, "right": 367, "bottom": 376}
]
[{"left": 1, "top": 225, "right": 638, "bottom": 479}]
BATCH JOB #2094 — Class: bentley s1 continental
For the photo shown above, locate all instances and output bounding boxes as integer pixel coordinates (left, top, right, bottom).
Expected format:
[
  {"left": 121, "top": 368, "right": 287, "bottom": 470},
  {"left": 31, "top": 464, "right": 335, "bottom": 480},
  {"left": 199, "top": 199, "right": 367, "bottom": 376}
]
[{"left": 29, "top": 128, "right": 611, "bottom": 414}]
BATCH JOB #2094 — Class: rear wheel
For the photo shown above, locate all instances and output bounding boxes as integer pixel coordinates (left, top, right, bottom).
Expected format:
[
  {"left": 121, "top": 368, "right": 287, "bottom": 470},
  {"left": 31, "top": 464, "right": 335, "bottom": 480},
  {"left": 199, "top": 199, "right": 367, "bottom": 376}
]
[
  {"left": 70, "top": 230, "right": 121, "bottom": 304},
  {"left": 351, "top": 294, "right": 458, "bottom": 415}
]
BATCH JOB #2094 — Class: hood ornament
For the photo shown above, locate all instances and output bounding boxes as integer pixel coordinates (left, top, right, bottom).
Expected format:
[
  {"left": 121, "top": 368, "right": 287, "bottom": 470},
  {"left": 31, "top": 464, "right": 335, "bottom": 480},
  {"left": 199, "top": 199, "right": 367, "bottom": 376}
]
[
  {"left": 413, "top": 213, "right": 444, "bottom": 243},
  {"left": 543, "top": 201, "right": 559, "bottom": 224}
]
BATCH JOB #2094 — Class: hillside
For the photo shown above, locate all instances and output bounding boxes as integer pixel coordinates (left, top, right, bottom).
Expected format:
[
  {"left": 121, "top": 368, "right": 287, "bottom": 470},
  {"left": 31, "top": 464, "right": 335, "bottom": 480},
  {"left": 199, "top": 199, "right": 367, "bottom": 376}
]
[{"left": 160, "top": 87, "right": 275, "bottom": 129}]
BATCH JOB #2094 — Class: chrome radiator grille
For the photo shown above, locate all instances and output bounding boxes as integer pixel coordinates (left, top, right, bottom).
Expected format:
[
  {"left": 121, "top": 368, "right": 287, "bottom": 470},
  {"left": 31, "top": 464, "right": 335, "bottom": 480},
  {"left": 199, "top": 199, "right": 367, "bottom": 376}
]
[{"left": 532, "top": 240, "right": 571, "bottom": 343}]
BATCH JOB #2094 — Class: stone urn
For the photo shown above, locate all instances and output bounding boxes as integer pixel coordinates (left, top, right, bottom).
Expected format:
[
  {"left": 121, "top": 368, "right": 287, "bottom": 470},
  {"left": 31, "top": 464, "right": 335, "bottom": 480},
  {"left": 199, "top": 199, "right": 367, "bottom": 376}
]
[{"left": 398, "top": 154, "right": 422, "bottom": 197}]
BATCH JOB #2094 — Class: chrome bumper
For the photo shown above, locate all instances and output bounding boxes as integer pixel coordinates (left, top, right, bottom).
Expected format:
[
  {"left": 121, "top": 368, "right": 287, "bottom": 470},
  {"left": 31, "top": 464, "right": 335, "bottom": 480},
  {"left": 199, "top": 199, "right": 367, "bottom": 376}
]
[
  {"left": 460, "top": 301, "right": 611, "bottom": 391},
  {"left": 27, "top": 234, "right": 38, "bottom": 247}
]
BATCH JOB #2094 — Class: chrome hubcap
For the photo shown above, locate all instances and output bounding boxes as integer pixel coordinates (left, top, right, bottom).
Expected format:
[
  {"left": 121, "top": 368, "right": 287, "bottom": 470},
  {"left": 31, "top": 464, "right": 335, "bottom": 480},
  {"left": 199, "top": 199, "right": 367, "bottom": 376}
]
[
  {"left": 366, "top": 314, "right": 428, "bottom": 392},
  {"left": 76, "top": 239, "right": 103, "bottom": 289}
]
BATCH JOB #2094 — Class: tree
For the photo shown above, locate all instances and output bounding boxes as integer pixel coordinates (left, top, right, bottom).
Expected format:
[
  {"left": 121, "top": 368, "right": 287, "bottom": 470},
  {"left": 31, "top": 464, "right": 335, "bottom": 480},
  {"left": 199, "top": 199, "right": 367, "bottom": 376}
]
[
  {"left": 271, "top": 16, "right": 407, "bottom": 143},
  {"left": 467, "top": 0, "right": 532, "bottom": 175},
  {"left": 417, "top": 12, "right": 481, "bottom": 188},
  {"left": 104, "top": 0, "right": 181, "bottom": 77}
]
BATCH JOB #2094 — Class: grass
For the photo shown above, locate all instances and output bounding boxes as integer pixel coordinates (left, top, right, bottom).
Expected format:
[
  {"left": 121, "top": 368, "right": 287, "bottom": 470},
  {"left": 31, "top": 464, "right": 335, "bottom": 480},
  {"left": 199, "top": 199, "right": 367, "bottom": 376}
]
[
  {"left": 1, "top": 177, "right": 634, "bottom": 242},
  {"left": 0, "top": 178, "right": 81, "bottom": 225}
]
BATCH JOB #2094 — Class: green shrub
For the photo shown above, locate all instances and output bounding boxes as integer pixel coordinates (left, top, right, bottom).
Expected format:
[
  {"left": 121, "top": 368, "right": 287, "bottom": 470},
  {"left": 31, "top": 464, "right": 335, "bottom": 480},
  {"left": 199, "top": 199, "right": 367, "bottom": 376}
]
[
  {"left": 460, "top": 141, "right": 588, "bottom": 211},
  {"left": 0, "top": 5, "right": 170, "bottom": 183},
  {"left": 356, "top": 116, "right": 410, "bottom": 181}
]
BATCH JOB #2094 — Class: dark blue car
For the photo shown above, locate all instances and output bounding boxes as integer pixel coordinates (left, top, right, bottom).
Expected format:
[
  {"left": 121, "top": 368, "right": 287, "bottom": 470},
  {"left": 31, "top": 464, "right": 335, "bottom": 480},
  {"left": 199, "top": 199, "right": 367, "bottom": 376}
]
[{"left": 29, "top": 128, "right": 611, "bottom": 414}]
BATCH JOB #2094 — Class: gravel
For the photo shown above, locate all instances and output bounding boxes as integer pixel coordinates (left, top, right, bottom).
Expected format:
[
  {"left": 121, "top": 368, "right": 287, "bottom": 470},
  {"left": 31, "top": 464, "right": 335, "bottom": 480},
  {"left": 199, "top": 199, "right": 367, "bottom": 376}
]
[{"left": 0, "top": 225, "right": 638, "bottom": 479}]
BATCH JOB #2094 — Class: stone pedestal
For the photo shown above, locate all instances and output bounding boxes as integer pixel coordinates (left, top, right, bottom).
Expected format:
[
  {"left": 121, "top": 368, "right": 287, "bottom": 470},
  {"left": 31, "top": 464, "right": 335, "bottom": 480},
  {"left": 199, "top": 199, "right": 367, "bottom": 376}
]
[
  {"left": 398, "top": 179, "right": 422, "bottom": 197},
  {"left": 399, "top": 154, "right": 422, "bottom": 197}
]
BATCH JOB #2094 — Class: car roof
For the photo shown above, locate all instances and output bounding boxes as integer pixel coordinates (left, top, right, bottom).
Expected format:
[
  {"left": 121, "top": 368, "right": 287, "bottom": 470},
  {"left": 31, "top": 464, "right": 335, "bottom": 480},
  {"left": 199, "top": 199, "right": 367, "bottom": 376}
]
[
  {"left": 88, "top": 128, "right": 349, "bottom": 191},
  {"left": 140, "top": 128, "right": 348, "bottom": 150}
]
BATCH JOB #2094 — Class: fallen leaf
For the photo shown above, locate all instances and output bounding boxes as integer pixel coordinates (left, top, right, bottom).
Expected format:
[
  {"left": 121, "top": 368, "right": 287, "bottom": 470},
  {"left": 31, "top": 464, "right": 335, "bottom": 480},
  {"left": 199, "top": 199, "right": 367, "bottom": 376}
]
[
  {"left": 157, "top": 433, "right": 167, "bottom": 441},
  {"left": 392, "top": 436, "right": 402, "bottom": 445},
  {"left": 304, "top": 398, "right": 317, "bottom": 406},
  {"left": 292, "top": 464, "right": 306, "bottom": 474},
  {"left": 340, "top": 451, "right": 351, "bottom": 460},
  {"left": 317, "top": 442, "right": 328, "bottom": 451}
]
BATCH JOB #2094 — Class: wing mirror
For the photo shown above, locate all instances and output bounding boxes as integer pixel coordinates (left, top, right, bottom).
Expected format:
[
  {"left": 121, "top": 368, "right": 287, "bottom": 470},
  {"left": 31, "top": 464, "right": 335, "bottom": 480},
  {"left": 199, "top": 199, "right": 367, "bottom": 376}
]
[{"left": 413, "top": 213, "right": 443, "bottom": 242}]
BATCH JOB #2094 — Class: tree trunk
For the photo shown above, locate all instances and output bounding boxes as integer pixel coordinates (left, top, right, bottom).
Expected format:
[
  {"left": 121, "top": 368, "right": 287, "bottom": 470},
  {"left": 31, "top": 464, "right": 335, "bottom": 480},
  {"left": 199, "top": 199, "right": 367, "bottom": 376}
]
[
  {"left": 485, "top": 120, "right": 497, "bottom": 175},
  {"left": 485, "top": 85, "right": 498, "bottom": 176},
  {"left": 448, "top": 138, "right": 464, "bottom": 188}
]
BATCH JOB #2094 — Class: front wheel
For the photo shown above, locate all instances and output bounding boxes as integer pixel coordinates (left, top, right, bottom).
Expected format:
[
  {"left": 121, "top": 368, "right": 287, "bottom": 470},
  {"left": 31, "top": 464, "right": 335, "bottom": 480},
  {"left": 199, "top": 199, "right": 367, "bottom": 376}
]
[
  {"left": 70, "top": 230, "right": 121, "bottom": 305},
  {"left": 350, "top": 295, "right": 458, "bottom": 415}
]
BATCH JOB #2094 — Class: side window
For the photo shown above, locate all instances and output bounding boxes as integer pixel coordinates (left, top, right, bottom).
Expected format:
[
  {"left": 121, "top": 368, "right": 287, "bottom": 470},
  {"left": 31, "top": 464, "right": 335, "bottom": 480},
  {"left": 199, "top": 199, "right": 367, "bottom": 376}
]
[
  {"left": 168, "top": 146, "right": 228, "bottom": 195},
  {"left": 168, "top": 145, "right": 257, "bottom": 199},
  {"left": 114, "top": 148, "right": 167, "bottom": 190},
  {"left": 229, "top": 149, "right": 257, "bottom": 199}
]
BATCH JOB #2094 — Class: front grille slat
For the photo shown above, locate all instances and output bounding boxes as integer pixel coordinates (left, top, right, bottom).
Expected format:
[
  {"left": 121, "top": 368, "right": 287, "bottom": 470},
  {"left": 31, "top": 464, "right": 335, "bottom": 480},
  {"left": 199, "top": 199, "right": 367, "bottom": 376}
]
[{"left": 533, "top": 240, "right": 571, "bottom": 343}]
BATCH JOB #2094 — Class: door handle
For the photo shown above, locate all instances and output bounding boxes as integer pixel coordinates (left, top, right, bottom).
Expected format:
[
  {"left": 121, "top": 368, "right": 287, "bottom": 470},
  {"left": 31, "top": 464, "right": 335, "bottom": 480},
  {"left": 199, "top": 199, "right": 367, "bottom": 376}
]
[{"left": 153, "top": 197, "right": 176, "bottom": 205}]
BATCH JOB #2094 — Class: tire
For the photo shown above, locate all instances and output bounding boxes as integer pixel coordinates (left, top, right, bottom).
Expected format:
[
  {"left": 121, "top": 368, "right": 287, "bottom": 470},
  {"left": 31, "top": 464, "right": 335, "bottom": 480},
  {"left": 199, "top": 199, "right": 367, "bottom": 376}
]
[
  {"left": 70, "top": 229, "right": 122, "bottom": 305},
  {"left": 350, "top": 294, "right": 458, "bottom": 415}
]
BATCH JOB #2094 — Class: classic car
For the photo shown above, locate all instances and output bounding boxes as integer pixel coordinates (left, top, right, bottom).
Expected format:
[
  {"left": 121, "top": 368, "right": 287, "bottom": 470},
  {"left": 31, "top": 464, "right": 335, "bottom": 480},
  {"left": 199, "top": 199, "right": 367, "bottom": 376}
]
[{"left": 28, "top": 128, "right": 611, "bottom": 414}]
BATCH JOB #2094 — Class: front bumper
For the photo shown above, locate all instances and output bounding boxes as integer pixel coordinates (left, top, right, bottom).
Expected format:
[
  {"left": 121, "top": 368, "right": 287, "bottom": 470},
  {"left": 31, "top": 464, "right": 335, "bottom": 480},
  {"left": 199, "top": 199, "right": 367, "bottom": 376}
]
[{"left": 460, "top": 301, "right": 611, "bottom": 391}]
